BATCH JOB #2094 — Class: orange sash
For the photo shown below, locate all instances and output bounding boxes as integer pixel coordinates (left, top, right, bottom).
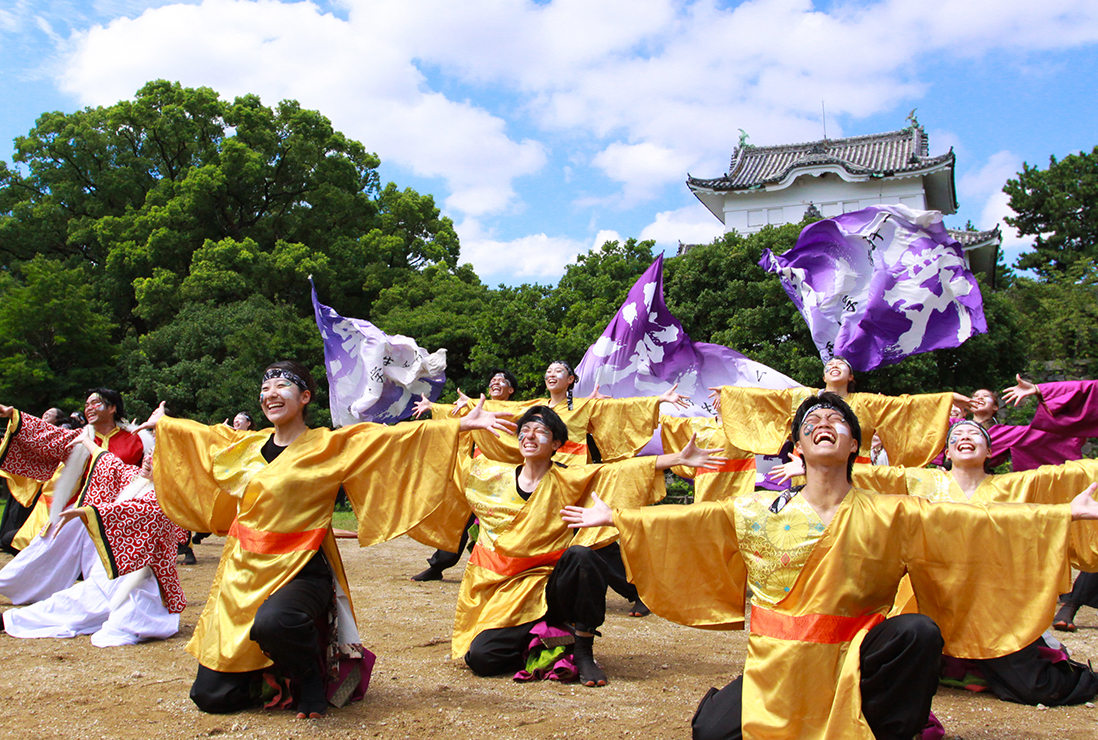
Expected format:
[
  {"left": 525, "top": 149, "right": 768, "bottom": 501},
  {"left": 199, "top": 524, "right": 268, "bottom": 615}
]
[{"left": 751, "top": 605, "right": 884, "bottom": 644}]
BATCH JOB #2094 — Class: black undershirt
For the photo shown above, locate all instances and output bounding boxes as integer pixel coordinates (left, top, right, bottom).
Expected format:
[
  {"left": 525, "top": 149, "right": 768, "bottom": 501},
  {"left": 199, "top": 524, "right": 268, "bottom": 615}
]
[{"left": 261, "top": 435, "right": 287, "bottom": 463}]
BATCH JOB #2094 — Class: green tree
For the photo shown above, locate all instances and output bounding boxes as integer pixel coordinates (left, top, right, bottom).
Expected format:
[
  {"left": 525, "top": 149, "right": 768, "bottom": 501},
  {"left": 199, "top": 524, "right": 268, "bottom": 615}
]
[
  {"left": 0, "top": 256, "right": 119, "bottom": 412},
  {"left": 371, "top": 263, "right": 490, "bottom": 395},
  {"left": 1005, "top": 145, "right": 1098, "bottom": 278},
  {"left": 0, "top": 81, "right": 458, "bottom": 420},
  {"left": 536, "top": 238, "right": 655, "bottom": 367}
]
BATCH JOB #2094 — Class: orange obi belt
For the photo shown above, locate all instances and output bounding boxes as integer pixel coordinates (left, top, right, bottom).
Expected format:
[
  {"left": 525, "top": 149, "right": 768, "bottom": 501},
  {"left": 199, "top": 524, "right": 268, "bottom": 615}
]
[
  {"left": 469, "top": 544, "right": 565, "bottom": 577},
  {"left": 697, "top": 458, "right": 756, "bottom": 475},
  {"left": 750, "top": 605, "right": 885, "bottom": 645},
  {"left": 229, "top": 520, "right": 327, "bottom": 555}
]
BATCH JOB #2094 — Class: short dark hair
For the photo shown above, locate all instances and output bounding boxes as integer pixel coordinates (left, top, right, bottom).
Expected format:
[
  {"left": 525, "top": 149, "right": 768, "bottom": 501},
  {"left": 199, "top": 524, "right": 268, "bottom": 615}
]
[
  {"left": 516, "top": 405, "right": 570, "bottom": 448},
  {"left": 486, "top": 368, "right": 519, "bottom": 397},
  {"left": 87, "top": 387, "right": 125, "bottom": 421},
  {"left": 263, "top": 360, "right": 317, "bottom": 420},
  {"left": 792, "top": 392, "right": 862, "bottom": 481}
]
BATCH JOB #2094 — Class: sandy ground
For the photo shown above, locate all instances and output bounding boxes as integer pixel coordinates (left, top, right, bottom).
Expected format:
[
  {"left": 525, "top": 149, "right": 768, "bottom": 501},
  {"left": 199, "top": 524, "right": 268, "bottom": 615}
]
[{"left": 2, "top": 536, "right": 1098, "bottom": 740}]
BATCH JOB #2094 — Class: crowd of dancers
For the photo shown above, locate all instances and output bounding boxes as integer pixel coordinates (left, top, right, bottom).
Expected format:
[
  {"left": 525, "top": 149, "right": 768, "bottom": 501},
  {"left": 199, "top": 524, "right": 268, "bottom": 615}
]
[{"left": 2, "top": 357, "right": 1098, "bottom": 738}]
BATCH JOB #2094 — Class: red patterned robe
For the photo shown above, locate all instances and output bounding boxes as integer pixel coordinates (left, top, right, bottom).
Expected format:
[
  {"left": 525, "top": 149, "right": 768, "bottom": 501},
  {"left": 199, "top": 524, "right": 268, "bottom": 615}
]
[{"left": 78, "top": 452, "right": 188, "bottom": 614}]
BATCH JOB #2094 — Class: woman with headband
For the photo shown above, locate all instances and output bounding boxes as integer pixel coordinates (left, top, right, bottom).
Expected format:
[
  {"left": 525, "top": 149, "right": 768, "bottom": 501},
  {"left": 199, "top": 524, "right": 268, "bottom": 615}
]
[
  {"left": 772, "top": 416, "right": 1098, "bottom": 707},
  {"left": 144, "top": 360, "right": 514, "bottom": 720},
  {"left": 715, "top": 356, "right": 974, "bottom": 469}
]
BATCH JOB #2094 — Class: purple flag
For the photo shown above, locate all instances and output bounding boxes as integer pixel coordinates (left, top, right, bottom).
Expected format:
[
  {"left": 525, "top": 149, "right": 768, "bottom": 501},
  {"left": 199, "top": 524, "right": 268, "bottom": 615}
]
[
  {"left": 311, "top": 281, "right": 446, "bottom": 426},
  {"left": 760, "top": 205, "right": 987, "bottom": 372},
  {"left": 574, "top": 255, "right": 797, "bottom": 416}
]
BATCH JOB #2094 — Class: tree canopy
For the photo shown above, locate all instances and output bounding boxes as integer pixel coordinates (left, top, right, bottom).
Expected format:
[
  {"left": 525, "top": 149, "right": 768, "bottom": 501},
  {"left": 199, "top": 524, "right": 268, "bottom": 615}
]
[
  {"left": 1005, "top": 145, "right": 1098, "bottom": 279},
  {"left": 0, "top": 80, "right": 1090, "bottom": 432}
]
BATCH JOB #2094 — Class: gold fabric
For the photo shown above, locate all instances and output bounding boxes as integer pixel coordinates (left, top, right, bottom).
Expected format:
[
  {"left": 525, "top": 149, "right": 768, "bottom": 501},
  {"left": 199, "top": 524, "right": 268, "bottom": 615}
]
[
  {"left": 660, "top": 415, "right": 756, "bottom": 503},
  {"left": 615, "top": 489, "right": 1074, "bottom": 740},
  {"left": 451, "top": 456, "right": 663, "bottom": 659},
  {"left": 153, "top": 416, "right": 464, "bottom": 672},
  {"left": 719, "top": 387, "right": 954, "bottom": 465},
  {"left": 1, "top": 470, "right": 42, "bottom": 508},
  {"left": 853, "top": 460, "right": 1098, "bottom": 571},
  {"left": 470, "top": 396, "right": 661, "bottom": 466}
]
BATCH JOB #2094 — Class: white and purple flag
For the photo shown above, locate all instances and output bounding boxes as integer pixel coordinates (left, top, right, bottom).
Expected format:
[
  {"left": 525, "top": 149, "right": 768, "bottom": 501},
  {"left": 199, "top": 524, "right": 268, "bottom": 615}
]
[
  {"left": 574, "top": 255, "right": 797, "bottom": 417},
  {"left": 760, "top": 205, "right": 987, "bottom": 373},
  {"left": 311, "top": 280, "right": 446, "bottom": 427}
]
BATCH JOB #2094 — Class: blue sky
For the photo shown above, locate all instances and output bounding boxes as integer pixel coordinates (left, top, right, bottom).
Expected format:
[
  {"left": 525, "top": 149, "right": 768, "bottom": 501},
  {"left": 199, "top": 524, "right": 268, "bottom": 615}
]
[{"left": 2, "top": 0, "right": 1096, "bottom": 287}]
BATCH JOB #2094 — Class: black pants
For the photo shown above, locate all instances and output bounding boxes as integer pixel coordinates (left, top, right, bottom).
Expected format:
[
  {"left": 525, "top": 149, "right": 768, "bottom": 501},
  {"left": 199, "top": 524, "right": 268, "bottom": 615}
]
[
  {"left": 691, "top": 614, "right": 944, "bottom": 740},
  {"left": 464, "top": 545, "right": 611, "bottom": 676},
  {"left": 190, "top": 551, "right": 334, "bottom": 713},
  {"left": 425, "top": 513, "right": 478, "bottom": 572},
  {"left": 592, "top": 541, "right": 640, "bottom": 603},
  {"left": 975, "top": 637, "right": 1098, "bottom": 706},
  {"left": 1061, "top": 571, "right": 1098, "bottom": 609}
]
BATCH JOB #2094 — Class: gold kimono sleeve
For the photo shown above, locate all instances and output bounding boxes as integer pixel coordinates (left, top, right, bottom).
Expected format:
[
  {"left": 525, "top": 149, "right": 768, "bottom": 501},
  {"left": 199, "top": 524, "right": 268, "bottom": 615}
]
[
  {"left": 901, "top": 497, "right": 1074, "bottom": 659},
  {"left": 569, "top": 455, "right": 665, "bottom": 549},
  {"left": 856, "top": 392, "right": 954, "bottom": 467},
  {"left": 0, "top": 470, "right": 42, "bottom": 507},
  {"left": 336, "top": 419, "right": 466, "bottom": 549},
  {"left": 989, "top": 460, "right": 1098, "bottom": 570},
  {"left": 661, "top": 415, "right": 756, "bottom": 502},
  {"left": 719, "top": 386, "right": 814, "bottom": 455},
  {"left": 586, "top": 396, "right": 662, "bottom": 462},
  {"left": 152, "top": 417, "right": 241, "bottom": 535},
  {"left": 614, "top": 499, "right": 746, "bottom": 629},
  {"left": 849, "top": 464, "right": 908, "bottom": 496}
]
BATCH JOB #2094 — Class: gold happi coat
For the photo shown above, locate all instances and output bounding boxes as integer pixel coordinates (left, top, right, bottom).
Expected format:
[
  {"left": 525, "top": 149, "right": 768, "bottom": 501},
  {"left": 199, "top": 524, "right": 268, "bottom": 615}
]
[
  {"left": 719, "top": 387, "right": 954, "bottom": 466},
  {"left": 153, "top": 416, "right": 465, "bottom": 673},
  {"left": 450, "top": 455, "right": 663, "bottom": 659},
  {"left": 442, "top": 395, "right": 662, "bottom": 547},
  {"left": 660, "top": 415, "right": 755, "bottom": 502},
  {"left": 615, "top": 488, "right": 1075, "bottom": 740},
  {"left": 853, "top": 461, "right": 1098, "bottom": 572},
  {"left": 441, "top": 395, "right": 662, "bottom": 467}
]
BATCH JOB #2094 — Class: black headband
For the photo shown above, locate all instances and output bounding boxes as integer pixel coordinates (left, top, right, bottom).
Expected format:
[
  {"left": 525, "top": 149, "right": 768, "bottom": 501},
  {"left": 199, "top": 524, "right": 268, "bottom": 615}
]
[{"left": 263, "top": 368, "right": 308, "bottom": 392}]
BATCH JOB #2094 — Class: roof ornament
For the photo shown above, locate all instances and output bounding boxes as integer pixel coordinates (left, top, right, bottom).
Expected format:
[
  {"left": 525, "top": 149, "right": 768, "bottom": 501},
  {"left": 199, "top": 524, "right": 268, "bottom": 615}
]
[
  {"left": 905, "top": 108, "right": 920, "bottom": 129},
  {"left": 737, "top": 128, "right": 753, "bottom": 149}
]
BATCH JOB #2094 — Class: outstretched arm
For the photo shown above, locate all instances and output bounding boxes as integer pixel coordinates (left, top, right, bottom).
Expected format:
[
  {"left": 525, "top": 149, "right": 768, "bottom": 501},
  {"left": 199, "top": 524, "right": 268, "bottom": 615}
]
[
  {"left": 1002, "top": 375, "right": 1042, "bottom": 408},
  {"left": 134, "top": 401, "right": 167, "bottom": 431},
  {"left": 658, "top": 383, "right": 690, "bottom": 409},
  {"left": 654, "top": 433, "right": 726, "bottom": 471},
  {"left": 1071, "top": 483, "right": 1098, "bottom": 521},
  {"left": 561, "top": 492, "right": 614, "bottom": 529},
  {"left": 0, "top": 403, "right": 12, "bottom": 419},
  {"left": 952, "top": 392, "right": 976, "bottom": 411},
  {"left": 458, "top": 395, "right": 516, "bottom": 437},
  {"left": 767, "top": 453, "right": 805, "bottom": 485}
]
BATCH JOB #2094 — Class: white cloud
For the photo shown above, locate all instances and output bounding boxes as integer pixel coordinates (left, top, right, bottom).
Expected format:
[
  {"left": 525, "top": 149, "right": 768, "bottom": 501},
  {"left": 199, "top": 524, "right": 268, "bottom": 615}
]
[
  {"left": 455, "top": 218, "right": 584, "bottom": 283},
  {"left": 57, "top": 0, "right": 546, "bottom": 218},
  {"left": 43, "top": 0, "right": 1098, "bottom": 279},
  {"left": 591, "top": 229, "right": 623, "bottom": 250},
  {"left": 640, "top": 204, "right": 725, "bottom": 251},
  {"left": 958, "top": 150, "right": 1034, "bottom": 263}
]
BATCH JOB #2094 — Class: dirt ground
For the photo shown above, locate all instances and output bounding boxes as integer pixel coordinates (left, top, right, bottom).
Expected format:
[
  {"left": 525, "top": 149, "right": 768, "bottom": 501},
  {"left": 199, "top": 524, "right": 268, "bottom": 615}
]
[{"left": 2, "top": 536, "right": 1098, "bottom": 740}]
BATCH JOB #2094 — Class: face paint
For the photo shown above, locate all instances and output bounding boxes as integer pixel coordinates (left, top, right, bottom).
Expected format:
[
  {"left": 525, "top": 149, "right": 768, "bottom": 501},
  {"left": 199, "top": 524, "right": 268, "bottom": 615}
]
[{"left": 518, "top": 424, "right": 552, "bottom": 444}]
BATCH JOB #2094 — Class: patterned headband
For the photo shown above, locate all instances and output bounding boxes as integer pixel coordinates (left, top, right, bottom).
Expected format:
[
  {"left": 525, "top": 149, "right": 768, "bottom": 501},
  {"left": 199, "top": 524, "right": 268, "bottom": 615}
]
[
  {"left": 825, "top": 357, "right": 852, "bottom": 373},
  {"left": 803, "top": 402, "right": 841, "bottom": 420},
  {"left": 948, "top": 419, "right": 992, "bottom": 449},
  {"left": 262, "top": 368, "right": 308, "bottom": 392}
]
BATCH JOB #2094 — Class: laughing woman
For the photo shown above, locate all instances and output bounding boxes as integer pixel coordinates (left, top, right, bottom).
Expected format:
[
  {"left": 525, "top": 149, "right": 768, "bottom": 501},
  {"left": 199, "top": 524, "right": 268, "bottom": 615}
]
[{"left": 146, "top": 360, "right": 512, "bottom": 719}]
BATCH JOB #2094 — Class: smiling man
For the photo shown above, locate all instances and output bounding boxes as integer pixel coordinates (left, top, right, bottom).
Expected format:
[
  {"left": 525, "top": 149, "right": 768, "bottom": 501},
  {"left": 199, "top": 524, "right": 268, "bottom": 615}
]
[
  {"left": 457, "top": 405, "right": 722, "bottom": 687},
  {"left": 563, "top": 392, "right": 1098, "bottom": 740},
  {"left": 0, "top": 388, "right": 145, "bottom": 605}
]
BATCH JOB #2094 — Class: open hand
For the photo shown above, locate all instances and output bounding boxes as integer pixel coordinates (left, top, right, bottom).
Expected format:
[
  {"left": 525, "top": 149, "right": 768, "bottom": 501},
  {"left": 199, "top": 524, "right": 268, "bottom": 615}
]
[{"left": 561, "top": 492, "right": 614, "bottom": 529}]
